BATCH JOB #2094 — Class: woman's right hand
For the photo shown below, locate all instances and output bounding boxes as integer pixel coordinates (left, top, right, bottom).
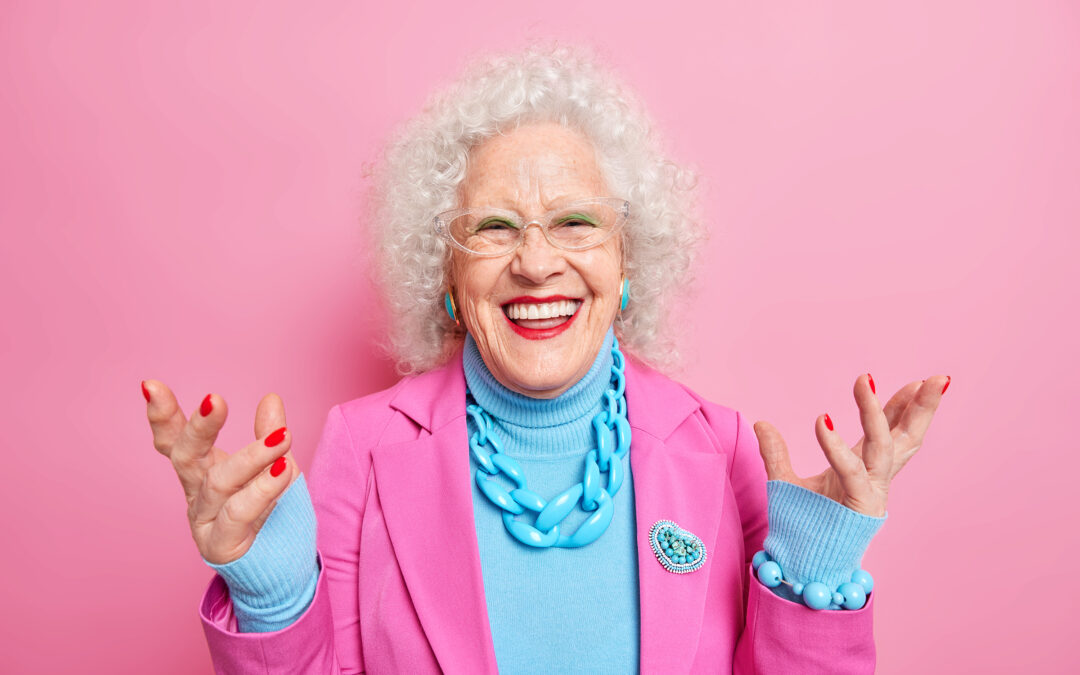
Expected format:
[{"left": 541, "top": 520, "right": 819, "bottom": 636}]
[{"left": 142, "top": 380, "right": 301, "bottom": 565}]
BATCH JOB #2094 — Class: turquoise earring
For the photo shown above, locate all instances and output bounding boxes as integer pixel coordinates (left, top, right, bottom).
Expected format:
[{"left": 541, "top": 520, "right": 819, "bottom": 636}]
[
  {"left": 620, "top": 277, "right": 630, "bottom": 312},
  {"left": 444, "top": 290, "right": 459, "bottom": 325}
]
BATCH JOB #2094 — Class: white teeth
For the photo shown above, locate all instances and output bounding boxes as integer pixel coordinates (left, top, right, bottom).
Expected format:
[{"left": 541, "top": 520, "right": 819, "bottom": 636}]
[{"left": 505, "top": 300, "right": 581, "bottom": 320}]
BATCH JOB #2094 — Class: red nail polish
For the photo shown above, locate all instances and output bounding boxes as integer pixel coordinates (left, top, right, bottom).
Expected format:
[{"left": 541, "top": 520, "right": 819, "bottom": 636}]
[
  {"left": 265, "top": 427, "right": 287, "bottom": 447},
  {"left": 941, "top": 376, "right": 950, "bottom": 395},
  {"left": 141, "top": 381, "right": 150, "bottom": 402},
  {"left": 867, "top": 373, "right": 875, "bottom": 394},
  {"left": 200, "top": 394, "right": 213, "bottom": 417},
  {"left": 270, "top": 456, "right": 287, "bottom": 477},
  {"left": 824, "top": 413, "right": 834, "bottom": 431}
]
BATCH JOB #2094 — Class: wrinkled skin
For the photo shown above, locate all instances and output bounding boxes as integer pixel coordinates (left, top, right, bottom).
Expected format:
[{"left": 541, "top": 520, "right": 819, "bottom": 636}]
[{"left": 449, "top": 121, "right": 624, "bottom": 399}]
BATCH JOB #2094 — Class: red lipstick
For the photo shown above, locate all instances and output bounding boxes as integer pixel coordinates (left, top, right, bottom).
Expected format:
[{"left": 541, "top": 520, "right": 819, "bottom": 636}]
[
  {"left": 501, "top": 296, "right": 582, "bottom": 340},
  {"left": 501, "top": 295, "right": 578, "bottom": 305}
]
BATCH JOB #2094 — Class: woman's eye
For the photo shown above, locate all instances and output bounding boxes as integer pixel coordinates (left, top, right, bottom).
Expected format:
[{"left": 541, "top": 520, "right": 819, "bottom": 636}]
[
  {"left": 558, "top": 219, "right": 594, "bottom": 228},
  {"left": 477, "top": 220, "right": 512, "bottom": 231}
]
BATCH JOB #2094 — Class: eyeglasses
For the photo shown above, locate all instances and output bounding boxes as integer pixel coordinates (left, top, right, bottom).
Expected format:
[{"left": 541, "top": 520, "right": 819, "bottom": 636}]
[{"left": 433, "top": 197, "right": 630, "bottom": 257}]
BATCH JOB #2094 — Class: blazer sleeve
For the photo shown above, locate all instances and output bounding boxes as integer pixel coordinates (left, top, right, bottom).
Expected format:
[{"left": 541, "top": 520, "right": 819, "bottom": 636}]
[
  {"left": 199, "top": 405, "right": 368, "bottom": 674},
  {"left": 721, "top": 408, "right": 878, "bottom": 674}
]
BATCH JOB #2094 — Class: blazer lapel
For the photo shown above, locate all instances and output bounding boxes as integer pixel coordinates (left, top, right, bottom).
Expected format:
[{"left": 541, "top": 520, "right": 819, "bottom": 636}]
[
  {"left": 370, "top": 354, "right": 500, "bottom": 674},
  {"left": 625, "top": 356, "right": 729, "bottom": 674}
]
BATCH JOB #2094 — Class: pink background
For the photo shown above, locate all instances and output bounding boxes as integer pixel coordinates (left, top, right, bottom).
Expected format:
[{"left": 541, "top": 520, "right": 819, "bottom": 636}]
[{"left": 2, "top": 1, "right": 1076, "bottom": 672}]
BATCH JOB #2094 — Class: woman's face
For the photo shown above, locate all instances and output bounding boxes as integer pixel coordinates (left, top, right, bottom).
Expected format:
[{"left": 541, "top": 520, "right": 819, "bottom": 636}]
[{"left": 450, "top": 121, "right": 623, "bottom": 399}]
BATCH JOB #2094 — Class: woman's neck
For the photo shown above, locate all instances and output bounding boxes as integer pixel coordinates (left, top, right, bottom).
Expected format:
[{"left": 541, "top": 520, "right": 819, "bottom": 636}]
[{"left": 463, "top": 328, "right": 615, "bottom": 459}]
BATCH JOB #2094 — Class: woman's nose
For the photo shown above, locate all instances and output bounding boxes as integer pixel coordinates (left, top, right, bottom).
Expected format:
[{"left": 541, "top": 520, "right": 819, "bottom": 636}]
[{"left": 510, "top": 223, "right": 566, "bottom": 283}]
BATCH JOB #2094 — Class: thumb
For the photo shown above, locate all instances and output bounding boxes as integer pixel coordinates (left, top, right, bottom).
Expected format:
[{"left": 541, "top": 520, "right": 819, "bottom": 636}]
[
  {"left": 753, "top": 420, "right": 798, "bottom": 483},
  {"left": 254, "top": 392, "right": 287, "bottom": 440}
]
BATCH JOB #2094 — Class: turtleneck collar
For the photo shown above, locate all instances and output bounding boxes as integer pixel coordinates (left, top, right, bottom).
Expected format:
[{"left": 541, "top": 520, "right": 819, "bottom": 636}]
[{"left": 463, "top": 327, "right": 615, "bottom": 458}]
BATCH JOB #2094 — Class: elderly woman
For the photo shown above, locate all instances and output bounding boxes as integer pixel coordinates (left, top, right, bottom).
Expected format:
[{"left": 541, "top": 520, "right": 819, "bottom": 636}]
[{"left": 144, "top": 43, "right": 947, "bottom": 673}]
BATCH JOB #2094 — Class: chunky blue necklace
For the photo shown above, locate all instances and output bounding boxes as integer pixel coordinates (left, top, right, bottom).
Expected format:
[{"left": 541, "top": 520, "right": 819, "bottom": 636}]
[{"left": 467, "top": 337, "right": 632, "bottom": 548}]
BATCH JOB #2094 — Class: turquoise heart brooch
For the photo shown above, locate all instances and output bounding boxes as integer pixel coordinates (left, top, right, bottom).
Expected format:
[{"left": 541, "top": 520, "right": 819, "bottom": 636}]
[{"left": 649, "top": 519, "right": 706, "bottom": 574}]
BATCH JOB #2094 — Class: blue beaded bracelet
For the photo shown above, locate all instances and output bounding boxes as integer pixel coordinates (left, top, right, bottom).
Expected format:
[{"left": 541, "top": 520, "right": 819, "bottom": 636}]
[{"left": 752, "top": 550, "right": 874, "bottom": 610}]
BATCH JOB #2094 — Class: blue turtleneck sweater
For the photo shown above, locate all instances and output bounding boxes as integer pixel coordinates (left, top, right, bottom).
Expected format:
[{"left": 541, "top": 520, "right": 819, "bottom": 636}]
[
  {"left": 206, "top": 328, "right": 885, "bottom": 664},
  {"left": 463, "top": 328, "right": 640, "bottom": 673}
]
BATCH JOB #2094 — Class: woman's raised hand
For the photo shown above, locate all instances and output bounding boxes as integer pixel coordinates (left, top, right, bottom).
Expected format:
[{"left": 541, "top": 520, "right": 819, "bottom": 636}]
[
  {"left": 753, "top": 374, "right": 949, "bottom": 517},
  {"left": 142, "top": 380, "right": 301, "bottom": 564}
]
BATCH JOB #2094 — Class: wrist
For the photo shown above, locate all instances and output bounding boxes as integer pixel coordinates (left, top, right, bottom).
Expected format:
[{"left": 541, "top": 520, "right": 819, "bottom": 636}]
[
  {"left": 762, "top": 480, "right": 885, "bottom": 591},
  {"left": 203, "top": 473, "right": 318, "bottom": 610}
]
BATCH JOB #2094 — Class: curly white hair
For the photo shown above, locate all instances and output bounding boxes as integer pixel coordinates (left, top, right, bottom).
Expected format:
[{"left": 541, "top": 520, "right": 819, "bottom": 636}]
[{"left": 363, "top": 39, "right": 705, "bottom": 374}]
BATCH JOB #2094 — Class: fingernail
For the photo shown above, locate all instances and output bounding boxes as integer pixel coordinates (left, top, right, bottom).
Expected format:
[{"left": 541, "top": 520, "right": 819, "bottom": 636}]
[
  {"left": 941, "top": 375, "right": 951, "bottom": 395},
  {"left": 824, "top": 413, "right": 834, "bottom": 431},
  {"left": 141, "top": 381, "right": 150, "bottom": 402},
  {"left": 867, "top": 373, "right": 875, "bottom": 394},
  {"left": 270, "top": 455, "right": 287, "bottom": 477},
  {"left": 200, "top": 394, "right": 213, "bottom": 417},
  {"left": 265, "top": 427, "right": 287, "bottom": 447}
]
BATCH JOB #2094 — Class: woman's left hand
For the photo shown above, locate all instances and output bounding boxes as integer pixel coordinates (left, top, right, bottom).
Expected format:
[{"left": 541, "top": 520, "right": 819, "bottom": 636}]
[{"left": 752, "top": 374, "right": 949, "bottom": 517}]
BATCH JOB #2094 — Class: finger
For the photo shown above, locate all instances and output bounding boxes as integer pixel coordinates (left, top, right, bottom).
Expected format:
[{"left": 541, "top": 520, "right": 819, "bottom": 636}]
[
  {"left": 855, "top": 374, "right": 894, "bottom": 482},
  {"left": 753, "top": 421, "right": 800, "bottom": 483},
  {"left": 891, "top": 375, "right": 950, "bottom": 475},
  {"left": 250, "top": 471, "right": 301, "bottom": 533},
  {"left": 882, "top": 380, "right": 923, "bottom": 430},
  {"left": 191, "top": 426, "right": 292, "bottom": 525},
  {"left": 215, "top": 455, "right": 294, "bottom": 547},
  {"left": 143, "top": 379, "right": 188, "bottom": 459},
  {"left": 170, "top": 393, "right": 228, "bottom": 500},
  {"left": 250, "top": 500, "right": 277, "bottom": 533},
  {"left": 254, "top": 393, "right": 287, "bottom": 441},
  {"left": 814, "top": 413, "right": 866, "bottom": 496},
  {"left": 850, "top": 379, "right": 922, "bottom": 459}
]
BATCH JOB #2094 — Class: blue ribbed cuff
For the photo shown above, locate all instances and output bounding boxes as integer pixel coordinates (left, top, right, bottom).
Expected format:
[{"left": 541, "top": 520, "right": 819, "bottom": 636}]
[
  {"left": 762, "top": 480, "right": 886, "bottom": 609},
  {"left": 204, "top": 473, "right": 320, "bottom": 632}
]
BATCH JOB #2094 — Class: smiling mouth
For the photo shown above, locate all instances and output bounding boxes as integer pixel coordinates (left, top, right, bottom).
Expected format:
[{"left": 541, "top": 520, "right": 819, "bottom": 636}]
[{"left": 501, "top": 297, "right": 583, "bottom": 335}]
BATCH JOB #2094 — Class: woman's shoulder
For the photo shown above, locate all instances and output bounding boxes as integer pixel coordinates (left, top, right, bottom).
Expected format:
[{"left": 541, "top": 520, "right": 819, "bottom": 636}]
[
  {"left": 624, "top": 354, "right": 748, "bottom": 454},
  {"left": 333, "top": 375, "right": 413, "bottom": 424},
  {"left": 324, "top": 355, "right": 464, "bottom": 449}
]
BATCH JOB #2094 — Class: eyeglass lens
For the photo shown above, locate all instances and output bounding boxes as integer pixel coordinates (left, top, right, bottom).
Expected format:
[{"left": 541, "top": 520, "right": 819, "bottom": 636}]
[{"left": 447, "top": 202, "right": 621, "bottom": 254}]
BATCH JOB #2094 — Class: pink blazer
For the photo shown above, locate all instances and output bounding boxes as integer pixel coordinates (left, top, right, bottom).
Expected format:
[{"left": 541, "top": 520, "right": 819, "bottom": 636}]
[{"left": 198, "top": 350, "right": 876, "bottom": 674}]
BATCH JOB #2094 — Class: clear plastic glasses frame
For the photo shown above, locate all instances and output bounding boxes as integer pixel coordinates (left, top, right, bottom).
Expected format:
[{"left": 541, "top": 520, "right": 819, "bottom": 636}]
[{"left": 432, "top": 197, "right": 630, "bottom": 257}]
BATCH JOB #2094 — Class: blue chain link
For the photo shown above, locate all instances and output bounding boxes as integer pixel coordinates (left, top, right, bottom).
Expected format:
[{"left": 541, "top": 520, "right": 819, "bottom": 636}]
[{"left": 468, "top": 337, "right": 632, "bottom": 548}]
